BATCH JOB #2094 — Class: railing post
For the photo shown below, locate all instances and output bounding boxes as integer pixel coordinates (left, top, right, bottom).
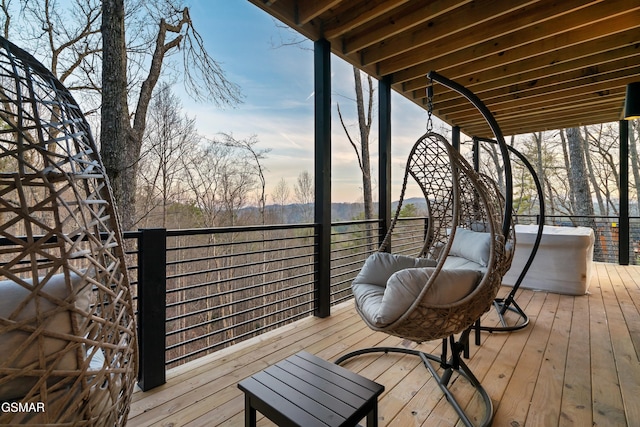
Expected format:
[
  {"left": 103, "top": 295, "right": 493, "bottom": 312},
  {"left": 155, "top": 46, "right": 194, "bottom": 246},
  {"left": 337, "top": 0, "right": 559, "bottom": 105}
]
[
  {"left": 619, "top": 120, "right": 630, "bottom": 265},
  {"left": 314, "top": 38, "right": 331, "bottom": 317},
  {"left": 137, "top": 228, "right": 167, "bottom": 390},
  {"left": 379, "top": 75, "right": 392, "bottom": 251}
]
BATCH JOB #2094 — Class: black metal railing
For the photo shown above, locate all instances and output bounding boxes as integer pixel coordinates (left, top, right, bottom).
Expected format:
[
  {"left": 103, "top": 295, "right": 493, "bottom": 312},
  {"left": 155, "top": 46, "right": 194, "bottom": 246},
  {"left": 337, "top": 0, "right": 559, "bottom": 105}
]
[
  {"left": 164, "top": 224, "right": 317, "bottom": 367},
  {"left": 4, "top": 212, "right": 637, "bottom": 391},
  {"left": 77, "top": 214, "right": 640, "bottom": 389}
]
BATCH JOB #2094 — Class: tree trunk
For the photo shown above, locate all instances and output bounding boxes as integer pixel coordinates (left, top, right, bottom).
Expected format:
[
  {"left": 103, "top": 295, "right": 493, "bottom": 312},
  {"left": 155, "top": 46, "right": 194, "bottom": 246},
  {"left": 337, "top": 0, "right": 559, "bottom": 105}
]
[
  {"left": 559, "top": 130, "right": 575, "bottom": 211},
  {"left": 582, "top": 126, "right": 606, "bottom": 215},
  {"left": 566, "top": 128, "right": 594, "bottom": 218},
  {"left": 566, "top": 127, "right": 603, "bottom": 258},
  {"left": 101, "top": 0, "right": 134, "bottom": 229},
  {"left": 353, "top": 68, "right": 374, "bottom": 222},
  {"left": 101, "top": 8, "right": 196, "bottom": 231},
  {"left": 533, "top": 132, "right": 546, "bottom": 214}
]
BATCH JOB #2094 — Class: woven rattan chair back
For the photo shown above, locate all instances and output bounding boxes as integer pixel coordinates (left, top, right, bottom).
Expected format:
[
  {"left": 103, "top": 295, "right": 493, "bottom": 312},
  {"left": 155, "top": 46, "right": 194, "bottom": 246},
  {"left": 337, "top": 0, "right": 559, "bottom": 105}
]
[{"left": 0, "top": 37, "right": 137, "bottom": 426}]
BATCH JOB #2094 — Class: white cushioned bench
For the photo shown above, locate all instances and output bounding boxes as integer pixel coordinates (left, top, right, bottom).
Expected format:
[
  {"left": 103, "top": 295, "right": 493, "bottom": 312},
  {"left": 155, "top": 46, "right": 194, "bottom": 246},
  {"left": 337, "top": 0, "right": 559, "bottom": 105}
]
[{"left": 503, "top": 224, "right": 595, "bottom": 295}]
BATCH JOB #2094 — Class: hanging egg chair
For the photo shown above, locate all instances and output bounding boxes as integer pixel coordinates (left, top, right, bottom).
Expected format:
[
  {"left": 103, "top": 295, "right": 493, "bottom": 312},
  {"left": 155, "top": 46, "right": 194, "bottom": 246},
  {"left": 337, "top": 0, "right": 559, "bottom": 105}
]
[
  {"left": 0, "top": 36, "right": 137, "bottom": 426},
  {"left": 336, "top": 71, "right": 515, "bottom": 427}
]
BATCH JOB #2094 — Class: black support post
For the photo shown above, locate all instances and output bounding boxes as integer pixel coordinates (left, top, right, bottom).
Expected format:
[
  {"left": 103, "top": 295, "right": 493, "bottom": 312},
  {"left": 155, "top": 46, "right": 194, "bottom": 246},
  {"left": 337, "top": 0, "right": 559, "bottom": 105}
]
[
  {"left": 314, "top": 39, "right": 331, "bottom": 317},
  {"left": 472, "top": 138, "right": 480, "bottom": 171},
  {"left": 452, "top": 126, "right": 461, "bottom": 151},
  {"left": 619, "top": 120, "right": 630, "bottom": 265},
  {"left": 137, "top": 228, "right": 167, "bottom": 391},
  {"left": 378, "top": 76, "right": 392, "bottom": 251}
]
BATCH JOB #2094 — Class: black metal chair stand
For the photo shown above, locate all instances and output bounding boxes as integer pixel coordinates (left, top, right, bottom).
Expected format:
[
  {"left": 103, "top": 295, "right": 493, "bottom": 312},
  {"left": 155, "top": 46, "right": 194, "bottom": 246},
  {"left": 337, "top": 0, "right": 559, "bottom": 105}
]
[
  {"left": 472, "top": 137, "right": 546, "bottom": 334},
  {"left": 335, "top": 328, "right": 493, "bottom": 427}
]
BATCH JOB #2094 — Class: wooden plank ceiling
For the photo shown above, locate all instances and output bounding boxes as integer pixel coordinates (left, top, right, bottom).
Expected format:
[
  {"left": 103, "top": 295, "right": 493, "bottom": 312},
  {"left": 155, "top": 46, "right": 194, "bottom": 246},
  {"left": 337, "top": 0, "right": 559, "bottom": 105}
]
[{"left": 247, "top": 0, "right": 640, "bottom": 138}]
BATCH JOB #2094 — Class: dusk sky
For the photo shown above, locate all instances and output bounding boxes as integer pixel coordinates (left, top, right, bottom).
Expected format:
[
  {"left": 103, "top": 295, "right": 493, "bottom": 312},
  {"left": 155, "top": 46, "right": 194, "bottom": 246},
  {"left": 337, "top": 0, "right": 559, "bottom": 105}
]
[{"left": 183, "top": 0, "right": 451, "bottom": 204}]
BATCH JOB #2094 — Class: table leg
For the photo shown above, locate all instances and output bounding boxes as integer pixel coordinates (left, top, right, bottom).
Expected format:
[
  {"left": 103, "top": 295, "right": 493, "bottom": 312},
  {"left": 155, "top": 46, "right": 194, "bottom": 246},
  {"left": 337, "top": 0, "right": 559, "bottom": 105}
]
[
  {"left": 244, "top": 394, "right": 256, "bottom": 427},
  {"left": 367, "top": 404, "right": 379, "bottom": 427}
]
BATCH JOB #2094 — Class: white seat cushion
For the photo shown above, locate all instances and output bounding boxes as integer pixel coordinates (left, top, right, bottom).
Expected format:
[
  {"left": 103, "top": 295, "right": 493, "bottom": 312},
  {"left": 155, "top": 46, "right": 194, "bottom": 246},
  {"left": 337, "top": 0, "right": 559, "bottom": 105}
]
[{"left": 0, "top": 271, "right": 92, "bottom": 400}]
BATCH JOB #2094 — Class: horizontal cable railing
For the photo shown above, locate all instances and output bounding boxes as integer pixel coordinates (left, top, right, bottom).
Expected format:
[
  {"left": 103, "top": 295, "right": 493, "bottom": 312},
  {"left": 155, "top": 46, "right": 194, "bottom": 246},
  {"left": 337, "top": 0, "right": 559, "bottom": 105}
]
[
  {"left": 161, "top": 224, "right": 317, "bottom": 367},
  {"left": 90, "top": 214, "right": 640, "bottom": 388},
  {"left": 390, "top": 217, "right": 429, "bottom": 256},
  {"left": 330, "top": 219, "right": 382, "bottom": 306}
]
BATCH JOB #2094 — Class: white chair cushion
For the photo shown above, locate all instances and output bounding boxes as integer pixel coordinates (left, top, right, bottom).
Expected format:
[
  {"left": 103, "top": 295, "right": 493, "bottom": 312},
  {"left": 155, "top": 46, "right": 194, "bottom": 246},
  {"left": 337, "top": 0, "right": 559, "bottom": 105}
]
[
  {"left": 354, "top": 265, "right": 481, "bottom": 327},
  {"left": 449, "top": 227, "right": 492, "bottom": 267},
  {"left": 0, "top": 271, "right": 92, "bottom": 400}
]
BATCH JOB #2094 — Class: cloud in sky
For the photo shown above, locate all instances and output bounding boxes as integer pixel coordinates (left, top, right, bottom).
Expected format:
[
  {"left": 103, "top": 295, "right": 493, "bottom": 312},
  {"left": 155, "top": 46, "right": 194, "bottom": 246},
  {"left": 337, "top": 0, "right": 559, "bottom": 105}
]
[{"left": 183, "top": 0, "right": 451, "bottom": 204}]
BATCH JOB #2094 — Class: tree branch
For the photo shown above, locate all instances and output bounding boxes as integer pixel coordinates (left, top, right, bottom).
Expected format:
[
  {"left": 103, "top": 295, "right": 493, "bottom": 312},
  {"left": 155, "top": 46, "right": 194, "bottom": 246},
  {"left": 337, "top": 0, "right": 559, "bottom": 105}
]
[{"left": 337, "top": 102, "right": 364, "bottom": 172}]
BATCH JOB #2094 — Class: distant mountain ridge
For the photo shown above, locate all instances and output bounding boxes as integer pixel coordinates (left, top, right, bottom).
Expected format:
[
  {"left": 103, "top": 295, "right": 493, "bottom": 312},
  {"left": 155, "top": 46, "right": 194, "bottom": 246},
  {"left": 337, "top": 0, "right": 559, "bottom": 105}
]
[{"left": 240, "top": 197, "right": 428, "bottom": 223}]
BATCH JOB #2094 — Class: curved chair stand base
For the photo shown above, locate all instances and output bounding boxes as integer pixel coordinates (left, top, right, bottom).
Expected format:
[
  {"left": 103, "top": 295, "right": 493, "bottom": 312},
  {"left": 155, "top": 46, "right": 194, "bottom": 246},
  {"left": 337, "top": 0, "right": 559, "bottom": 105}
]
[
  {"left": 477, "top": 297, "right": 530, "bottom": 333},
  {"left": 335, "top": 343, "right": 493, "bottom": 427}
]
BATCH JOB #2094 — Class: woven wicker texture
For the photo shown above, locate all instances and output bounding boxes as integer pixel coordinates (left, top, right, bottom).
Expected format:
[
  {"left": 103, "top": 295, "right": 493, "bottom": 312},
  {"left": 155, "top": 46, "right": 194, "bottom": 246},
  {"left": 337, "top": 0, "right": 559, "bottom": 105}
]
[
  {"left": 0, "top": 37, "right": 137, "bottom": 425},
  {"left": 366, "top": 132, "right": 514, "bottom": 342}
]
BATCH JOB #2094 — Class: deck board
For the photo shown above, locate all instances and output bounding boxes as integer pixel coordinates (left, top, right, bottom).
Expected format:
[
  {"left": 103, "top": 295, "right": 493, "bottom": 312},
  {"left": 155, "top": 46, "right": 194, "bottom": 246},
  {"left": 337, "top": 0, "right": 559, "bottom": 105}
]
[{"left": 129, "top": 263, "right": 640, "bottom": 427}]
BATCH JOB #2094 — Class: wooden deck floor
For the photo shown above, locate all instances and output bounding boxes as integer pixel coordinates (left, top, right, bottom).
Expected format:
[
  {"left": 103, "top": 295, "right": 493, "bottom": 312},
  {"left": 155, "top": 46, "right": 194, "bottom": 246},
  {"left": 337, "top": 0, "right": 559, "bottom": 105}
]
[{"left": 128, "top": 263, "right": 640, "bottom": 426}]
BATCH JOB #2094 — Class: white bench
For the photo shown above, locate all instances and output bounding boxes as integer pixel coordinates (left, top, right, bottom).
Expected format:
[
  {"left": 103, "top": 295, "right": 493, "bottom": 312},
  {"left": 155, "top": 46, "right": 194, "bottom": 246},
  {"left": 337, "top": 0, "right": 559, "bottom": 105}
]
[{"left": 503, "top": 224, "right": 595, "bottom": 295}]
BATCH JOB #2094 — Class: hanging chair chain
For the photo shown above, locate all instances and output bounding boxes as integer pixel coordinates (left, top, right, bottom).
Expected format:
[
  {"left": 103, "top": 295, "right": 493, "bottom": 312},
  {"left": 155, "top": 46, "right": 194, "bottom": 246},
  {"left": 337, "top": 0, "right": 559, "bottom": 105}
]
[{"left": 426, "top": 77, "right": 434, "bottom": 131}]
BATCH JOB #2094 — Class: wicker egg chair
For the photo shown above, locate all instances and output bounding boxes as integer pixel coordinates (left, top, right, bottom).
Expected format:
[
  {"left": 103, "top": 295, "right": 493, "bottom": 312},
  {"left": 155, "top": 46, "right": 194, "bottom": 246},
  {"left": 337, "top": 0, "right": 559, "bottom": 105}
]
[
  {"left": 336, "top": 72, "right": 514, "bottom": 427},
  {"left": 0, "top": 37, "right": 137, "bottom": 426}
]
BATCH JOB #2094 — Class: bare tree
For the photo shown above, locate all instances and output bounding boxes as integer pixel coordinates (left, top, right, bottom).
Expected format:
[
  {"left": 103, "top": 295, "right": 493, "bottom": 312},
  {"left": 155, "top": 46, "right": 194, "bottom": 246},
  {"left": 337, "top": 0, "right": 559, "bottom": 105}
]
[
  {"left": 478, "top": 135, "right": 511, "bottom": 196},
  {"left": 219, "top": 133, "right": 270, "bottom": 226},
  {"left": 294, "top": 171, "right": 314, "bottom": 223},
  {"left": 565, "top": 127, "right": 605, "bottom": 258},
  {"left": 137, "top": 82, "right": 197, "bottom": 228},
  {"left": 101, "top": 2, "right": 243, "bottom": 230},
  {"left": 559, "top": 129, "right": 576, "bottom": 211},
  {"left": 562, "top": 128, "right": 591, "bottom": 217},
  {"left": 271, "top": 178, "right": 291, "bottom": 223},
  {"left": 16, "top": 0, "right": 102, "bottom": 97},
  {"left": 180, "top": 136, "right": 266, "bottom": 228},
  {"left": 337, "top": 67, "right": 374, "bottom": 221},
  {"left": 1, "top": 0, "right": 12, "bottom": 39},
  {"left": 1, "top": 1, "right": 244, "bottom": 230},
  {"left": 533, "top": 132, "right": 545, "bottom": 206}
]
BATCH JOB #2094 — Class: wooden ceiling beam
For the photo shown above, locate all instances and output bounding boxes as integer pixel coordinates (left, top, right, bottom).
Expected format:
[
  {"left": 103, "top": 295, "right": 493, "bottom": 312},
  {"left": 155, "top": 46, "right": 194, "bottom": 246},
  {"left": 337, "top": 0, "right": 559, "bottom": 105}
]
[
  {"left": 360, "top": 0, "right": 538, "bottom": 67},
  {"left": 433, "top": 57, "right": 639, "bottom": 114},
  {"left": 322, "top": 0, "right": 410, "bottom": 40},
  {"left": 439, "top": 95, "right": 626, "bottom": 130},
  {"left": 340, "top": 0, "right": 471, "bottom": 55},
  {"left": 297, "top": 0, "right": 342, "bottom": 26},
  {"left": 462, "top": 106, "right": 624, "bottom": 137},
  {"left": 460, "top": 107, "right": 624, "bottom": 138},
  {"left": 439, "top": 76, "right": 632, "bottom": 125},
  {"left": 434, "top": 88, "right": 625, "bottom": 123},
  {"left": 377, "top": 0, "right": 596, "bottom": 75},
  {"left": 390, "top": 2, "right": 639, "bottom": 84},
  {"left": 407, "top": 39, "right": 640, "bottom": 104}
]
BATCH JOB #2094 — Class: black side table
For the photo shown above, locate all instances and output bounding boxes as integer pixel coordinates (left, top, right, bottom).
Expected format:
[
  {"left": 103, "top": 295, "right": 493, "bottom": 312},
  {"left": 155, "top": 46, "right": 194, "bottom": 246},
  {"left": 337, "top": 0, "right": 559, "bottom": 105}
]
[{"left": 238, "top": 351, "right": 384, "bottom": 427}]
